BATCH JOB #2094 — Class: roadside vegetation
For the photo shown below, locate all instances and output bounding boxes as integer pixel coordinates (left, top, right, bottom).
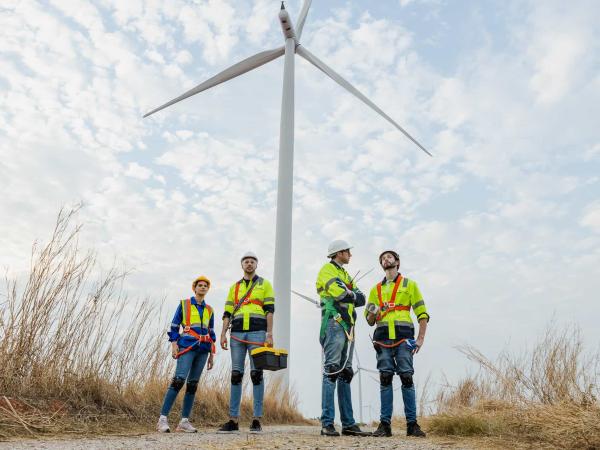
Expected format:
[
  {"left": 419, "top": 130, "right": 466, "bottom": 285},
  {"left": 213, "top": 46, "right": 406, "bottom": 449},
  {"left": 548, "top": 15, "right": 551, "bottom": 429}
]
[
  {"left": 0, "top": 208, "right": 304, "bottom": 439},
  {"left": 429, "top": 328, "right": 600, "bottom": 449}
]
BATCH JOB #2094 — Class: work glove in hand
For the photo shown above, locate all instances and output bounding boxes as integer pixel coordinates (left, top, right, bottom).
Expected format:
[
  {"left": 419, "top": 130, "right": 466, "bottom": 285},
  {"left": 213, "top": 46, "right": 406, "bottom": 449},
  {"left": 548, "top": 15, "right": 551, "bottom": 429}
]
[
  {"left": 366, "top": 302, "right": 379, "bottom": 315},
  {"left": 340, "top": 291, "right": 356, "bottom": 304}
]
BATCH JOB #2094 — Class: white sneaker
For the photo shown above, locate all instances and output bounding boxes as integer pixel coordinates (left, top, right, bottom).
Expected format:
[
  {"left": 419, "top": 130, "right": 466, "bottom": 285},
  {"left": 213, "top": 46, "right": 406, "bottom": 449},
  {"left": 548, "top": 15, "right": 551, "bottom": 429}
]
[
  {"left": 176, "top": 418, "right": 198, "bottom": 433},
  {"left": 157, "top": 416, "right": 170, "bottom": 433}
]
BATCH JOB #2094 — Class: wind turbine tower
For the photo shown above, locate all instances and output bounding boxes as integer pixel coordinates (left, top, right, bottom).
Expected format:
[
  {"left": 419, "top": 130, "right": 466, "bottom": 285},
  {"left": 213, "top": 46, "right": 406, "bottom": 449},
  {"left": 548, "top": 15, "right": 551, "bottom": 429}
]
[{"left": 144, "top": 1, "right": 431, "bottom": 389}]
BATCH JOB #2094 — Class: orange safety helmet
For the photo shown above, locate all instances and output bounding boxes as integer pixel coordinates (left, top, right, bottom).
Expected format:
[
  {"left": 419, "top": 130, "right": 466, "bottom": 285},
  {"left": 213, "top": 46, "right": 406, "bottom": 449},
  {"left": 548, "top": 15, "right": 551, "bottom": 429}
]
[{"left": 192, "top": 275, "right": 211, "bottom": 291}]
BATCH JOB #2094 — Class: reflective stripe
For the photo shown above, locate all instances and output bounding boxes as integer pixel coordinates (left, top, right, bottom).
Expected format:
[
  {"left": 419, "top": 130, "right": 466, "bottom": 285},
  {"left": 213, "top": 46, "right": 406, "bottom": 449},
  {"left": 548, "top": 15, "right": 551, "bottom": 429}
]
[
  {"left": 181, "top": 298, "right": 212, "bottom": 329},
  {"left": 324, "top": 278, "right": 338, "bottom": 290},
  {"left": 376, "top": 321, "right": 414, "bottom": 329},
  {"left": 170, "top": 323, "right": 179, "bottom": 328},
  {"left": 402, "top": 277, "right": 409, "bottom": 288},
  {"left": 232, "top": 313, "right": 267, "bottom": 320},
  {"left": 334, "top": 291, "right": 347, "bottom": 301},
  {"left": 263, "top": 297, "right": 275, "bottom": 303},
  {"left": 413, "top": 300, "right": 425, "bottom": 308}
]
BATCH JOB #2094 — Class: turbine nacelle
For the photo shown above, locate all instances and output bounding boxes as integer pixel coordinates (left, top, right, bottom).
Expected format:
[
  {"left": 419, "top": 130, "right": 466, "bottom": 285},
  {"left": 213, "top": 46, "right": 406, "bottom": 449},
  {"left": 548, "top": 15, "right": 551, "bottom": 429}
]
[{"left": 279, "top": 4, "right": 296, "bottom": 41}]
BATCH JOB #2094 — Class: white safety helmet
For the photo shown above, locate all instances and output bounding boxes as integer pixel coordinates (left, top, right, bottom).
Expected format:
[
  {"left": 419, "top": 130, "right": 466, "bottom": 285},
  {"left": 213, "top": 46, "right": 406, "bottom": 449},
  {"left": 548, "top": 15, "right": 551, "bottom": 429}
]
[
  {"left": 240, "top": 251, "right": 258, "bottom": 262},
  {"left": 327, "top": 239, "right": 352, "bottom": 258}
]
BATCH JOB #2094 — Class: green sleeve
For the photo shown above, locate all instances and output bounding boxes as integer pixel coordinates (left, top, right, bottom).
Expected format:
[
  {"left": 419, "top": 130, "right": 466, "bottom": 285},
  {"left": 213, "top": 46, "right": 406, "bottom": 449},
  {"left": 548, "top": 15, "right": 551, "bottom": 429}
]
[{"left": 317, "top": 263, "right": 347, "bottom": 300}]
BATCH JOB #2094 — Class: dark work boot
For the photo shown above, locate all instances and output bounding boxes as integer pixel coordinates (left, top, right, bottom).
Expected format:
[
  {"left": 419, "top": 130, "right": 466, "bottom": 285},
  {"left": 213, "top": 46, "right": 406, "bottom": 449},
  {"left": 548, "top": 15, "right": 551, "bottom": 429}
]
[
  {"left": 372, "top": 421, "right": 392, "bottom": 437},
  {"left": 320, "top": 424, "right": 340, "bottom": 436},
  {"left": 249, "top": 419, "right": 262, "bottom": 433},
  {"left": 407, "top": 421, "right": 426, "bottom": 437},
  {"left": 217, "top": 419, "right": 239, "bottom": 433},
  {"left": 341, "top": 424, "right": 372, "bottom": 436}
]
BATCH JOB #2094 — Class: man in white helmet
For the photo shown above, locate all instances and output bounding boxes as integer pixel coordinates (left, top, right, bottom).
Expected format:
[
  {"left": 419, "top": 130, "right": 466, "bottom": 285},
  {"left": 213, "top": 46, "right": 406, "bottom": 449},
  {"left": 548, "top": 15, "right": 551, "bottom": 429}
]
[
  {"left": 315, "top": 239, "right": 369, "bottom": 437},
  {"left": 365, "top": 250, "right": 429, "bottom": 438},
  {"left": 218, "top": 251, "right": 275, "bottom": 434}
]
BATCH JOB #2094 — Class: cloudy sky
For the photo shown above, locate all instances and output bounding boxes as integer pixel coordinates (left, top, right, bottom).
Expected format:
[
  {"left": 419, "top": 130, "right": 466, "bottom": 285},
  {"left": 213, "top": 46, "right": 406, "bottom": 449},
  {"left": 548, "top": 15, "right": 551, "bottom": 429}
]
[{"left": 1, "top": 0, "right": 599, "bottom": 422}]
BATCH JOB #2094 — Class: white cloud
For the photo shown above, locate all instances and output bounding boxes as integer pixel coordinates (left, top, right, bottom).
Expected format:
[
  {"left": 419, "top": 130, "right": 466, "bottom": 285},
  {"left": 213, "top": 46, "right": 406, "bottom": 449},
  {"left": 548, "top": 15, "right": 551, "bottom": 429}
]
[
  {"left": 125, "top": 162, "right": 153, "bottom": 180},
  {"left": 581, "top": 202, "right": 600, "bottom": 233},
  {"left": 1, "top": 0, "right": 599, "bottom": 422}
]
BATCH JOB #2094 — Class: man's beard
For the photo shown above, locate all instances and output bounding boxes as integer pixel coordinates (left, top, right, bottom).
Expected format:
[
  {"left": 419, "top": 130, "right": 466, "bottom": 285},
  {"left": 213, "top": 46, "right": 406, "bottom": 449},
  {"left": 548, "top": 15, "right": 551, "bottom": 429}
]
[{"left": 383, "top": 261, "right": 397, "bottom": 270}]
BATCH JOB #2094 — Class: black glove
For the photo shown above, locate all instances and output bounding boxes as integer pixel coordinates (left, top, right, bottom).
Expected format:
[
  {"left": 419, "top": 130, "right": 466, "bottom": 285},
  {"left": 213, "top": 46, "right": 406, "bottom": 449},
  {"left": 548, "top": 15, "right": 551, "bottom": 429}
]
[
  {"left": 353, "top": 289, "right": 366, "bottom": 307},
  {"left": 339, "top": 291, "right": 356, "bottom": 304}
]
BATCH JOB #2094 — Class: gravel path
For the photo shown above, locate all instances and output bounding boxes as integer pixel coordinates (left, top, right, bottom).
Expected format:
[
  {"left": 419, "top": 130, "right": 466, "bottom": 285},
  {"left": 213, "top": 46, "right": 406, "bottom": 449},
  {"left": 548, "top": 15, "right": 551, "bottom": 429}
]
[{"left": 0, "top": 425, "right": 470, "bottom": 449}]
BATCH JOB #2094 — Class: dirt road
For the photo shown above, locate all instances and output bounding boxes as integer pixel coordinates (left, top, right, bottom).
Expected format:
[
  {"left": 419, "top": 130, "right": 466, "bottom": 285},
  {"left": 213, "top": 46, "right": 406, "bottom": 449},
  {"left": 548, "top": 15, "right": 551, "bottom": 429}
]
[{"left": 0, "top": 425, "right": 470, "bottom": 449}]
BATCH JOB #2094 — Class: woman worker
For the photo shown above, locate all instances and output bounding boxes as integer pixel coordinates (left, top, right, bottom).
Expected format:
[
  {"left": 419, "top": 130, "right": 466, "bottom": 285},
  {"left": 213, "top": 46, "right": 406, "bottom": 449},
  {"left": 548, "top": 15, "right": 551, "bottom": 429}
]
[{"left": 157, "top": 275, "right": 216, "bottom": 432}]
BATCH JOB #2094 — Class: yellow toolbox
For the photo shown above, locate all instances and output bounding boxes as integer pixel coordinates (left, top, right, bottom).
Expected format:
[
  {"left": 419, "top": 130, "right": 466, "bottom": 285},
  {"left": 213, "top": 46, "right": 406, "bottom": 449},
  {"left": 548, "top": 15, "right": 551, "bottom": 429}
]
[{"left": 250, "top": 347, "right": 288, "bottom": 371}]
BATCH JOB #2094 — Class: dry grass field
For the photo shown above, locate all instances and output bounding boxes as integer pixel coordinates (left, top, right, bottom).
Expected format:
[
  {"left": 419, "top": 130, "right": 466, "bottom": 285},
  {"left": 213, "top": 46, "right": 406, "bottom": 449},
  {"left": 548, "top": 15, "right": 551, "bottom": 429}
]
[
  {"left": 0, "top": 208, "right": 305, "bottom": 438},
  {"left": 2, "top": 208, "right": 598, "bottom": 450},
  {"left": 427, "top": 329, "right": 600, "bottom": 449}
]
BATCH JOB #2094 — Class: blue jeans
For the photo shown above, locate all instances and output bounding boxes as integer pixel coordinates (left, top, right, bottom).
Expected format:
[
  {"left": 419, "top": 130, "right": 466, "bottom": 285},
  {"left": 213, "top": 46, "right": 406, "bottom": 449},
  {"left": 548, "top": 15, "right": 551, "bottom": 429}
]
[
  {"left": 376, "top": 339, "right": 416, "bottom": 423},
  {"left": 229, "top": 330, "right": 266, "bottom": 418},
  {"left": 160, "top": 348, "right": 209, "bottom": 418},
  {"left": 320, "top": 319, "right": 355, "bottom": 428}
]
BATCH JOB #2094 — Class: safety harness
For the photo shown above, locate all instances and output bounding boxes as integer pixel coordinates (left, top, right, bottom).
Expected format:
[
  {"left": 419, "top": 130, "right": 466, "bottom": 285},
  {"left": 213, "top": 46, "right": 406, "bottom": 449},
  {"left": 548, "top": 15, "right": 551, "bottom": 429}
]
[
  {"left": 376, "top": 275, "right": 410, "bottom": 320},
  {"left": 320, "top": 276, "right": 356, "bottom": 376},
  {"left": 175, "top": 299, "right": 215, "bottom": 358},
  {"left": 228, "top": 278, "right": 269, "bottom": 347},
  {"left": 371, "top": 275, "right": 411, "bottom": 345}
]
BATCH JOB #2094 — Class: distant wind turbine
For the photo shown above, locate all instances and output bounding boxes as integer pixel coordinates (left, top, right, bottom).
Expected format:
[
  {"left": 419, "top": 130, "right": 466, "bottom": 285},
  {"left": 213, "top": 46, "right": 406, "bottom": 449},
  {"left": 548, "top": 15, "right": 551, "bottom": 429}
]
[{"left": 144, "top": 0, "right": 432, "bottom": 389}]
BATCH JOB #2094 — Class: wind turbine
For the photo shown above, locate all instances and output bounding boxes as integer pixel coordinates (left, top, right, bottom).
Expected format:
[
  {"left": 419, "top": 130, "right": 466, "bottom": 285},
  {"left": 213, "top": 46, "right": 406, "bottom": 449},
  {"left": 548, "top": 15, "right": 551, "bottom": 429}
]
[
  {"left": 353, "top": 345, "right": 378, "bottom": 424},
  {"left": 144, "top": 1, "right": 432, "bottom": 388}
]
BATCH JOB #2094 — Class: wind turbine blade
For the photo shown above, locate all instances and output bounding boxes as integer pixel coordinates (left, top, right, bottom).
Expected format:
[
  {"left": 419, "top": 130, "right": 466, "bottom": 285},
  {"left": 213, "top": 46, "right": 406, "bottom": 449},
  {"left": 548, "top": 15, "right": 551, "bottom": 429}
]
[
  {"left": 296, "top": 46, "right": 432, "bottom": 157},
  {"left": 295, "top": 0, "right": 312, "bottom": 40},
  {"left": 291, "top": 290, "right": 321, "bottom": 307},
  {"left": 144, "top": 46, "right": 285, "bottom": 118}
]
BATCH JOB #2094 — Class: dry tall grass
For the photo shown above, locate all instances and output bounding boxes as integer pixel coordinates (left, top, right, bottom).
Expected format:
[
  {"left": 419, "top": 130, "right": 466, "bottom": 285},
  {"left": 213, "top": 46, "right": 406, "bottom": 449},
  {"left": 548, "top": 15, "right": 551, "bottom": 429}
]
[
  {"left": 0, "top": 208, "right": 304, "bottom": 439},
  {"left": 429, "top": 329, "right": 600, "bottom": 449}
]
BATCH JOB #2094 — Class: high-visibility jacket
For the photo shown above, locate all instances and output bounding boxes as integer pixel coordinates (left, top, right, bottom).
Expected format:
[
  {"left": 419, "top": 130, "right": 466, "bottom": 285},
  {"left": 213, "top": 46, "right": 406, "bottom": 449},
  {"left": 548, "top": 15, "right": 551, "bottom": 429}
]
[
  {"left": 224, "top": 275, "right": 275, "bottom": 332},
  {"left": 365, "top": 274, "right": 429, "bottom": 341},
  {"left": 168, "top": 296, "right": 216, "bottom": 353},
  {"left": 316, "top": 261, "right": 357, "bottom": 338}
]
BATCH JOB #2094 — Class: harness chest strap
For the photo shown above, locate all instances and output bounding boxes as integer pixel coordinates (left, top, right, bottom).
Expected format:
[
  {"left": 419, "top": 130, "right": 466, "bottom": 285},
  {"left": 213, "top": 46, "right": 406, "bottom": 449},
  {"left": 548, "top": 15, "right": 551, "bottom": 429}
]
[
  {"left": 376, "top": 276, "right": 410, "bottom": 340},
  {"left": 234, "top": 282, "right": 264, "bottom": 307},
  {"left": 177, "top": 299, "right": 215, "bottom": 357},
  {"left": 234, "top": 281, "right": 265, "bottom": 330}
]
